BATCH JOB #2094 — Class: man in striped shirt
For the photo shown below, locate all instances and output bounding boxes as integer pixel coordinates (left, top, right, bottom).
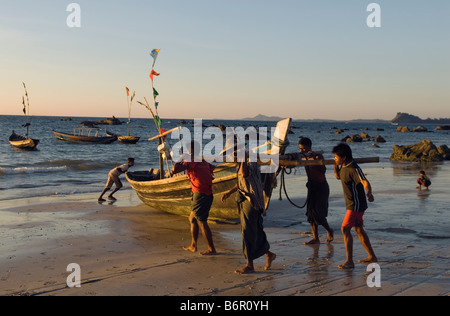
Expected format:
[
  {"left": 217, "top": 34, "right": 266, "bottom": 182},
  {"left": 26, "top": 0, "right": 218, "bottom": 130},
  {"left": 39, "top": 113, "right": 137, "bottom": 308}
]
[{"left": 333, "top": 143, "right": 377, "bottom": 270}]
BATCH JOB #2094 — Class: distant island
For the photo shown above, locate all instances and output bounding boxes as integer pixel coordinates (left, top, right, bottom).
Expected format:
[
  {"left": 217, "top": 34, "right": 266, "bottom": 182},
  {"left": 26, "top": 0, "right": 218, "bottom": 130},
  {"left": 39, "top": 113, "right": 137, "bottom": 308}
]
[
  {"left": 242, "top": 113, "right": 450, "bottom": 124},
  {"left": 242, "top": 114, "right": 388, "bottom": 123},
  {"left": 390, "top": 112, "right": 450, "bottom": 125}
]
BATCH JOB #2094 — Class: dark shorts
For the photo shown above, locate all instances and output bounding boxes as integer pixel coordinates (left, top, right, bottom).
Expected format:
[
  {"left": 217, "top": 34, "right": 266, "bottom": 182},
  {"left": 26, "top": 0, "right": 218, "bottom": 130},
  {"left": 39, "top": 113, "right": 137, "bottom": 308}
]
[{"left": 191, "top": 192, "right": 214, "bottom": 222}]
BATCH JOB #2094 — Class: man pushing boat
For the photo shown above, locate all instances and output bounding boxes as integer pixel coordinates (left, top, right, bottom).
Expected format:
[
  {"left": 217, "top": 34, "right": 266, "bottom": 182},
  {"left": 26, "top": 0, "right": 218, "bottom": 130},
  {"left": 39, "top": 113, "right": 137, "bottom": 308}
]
[{"left": 98, "top": 158, "right": 135, "bottom": 202}]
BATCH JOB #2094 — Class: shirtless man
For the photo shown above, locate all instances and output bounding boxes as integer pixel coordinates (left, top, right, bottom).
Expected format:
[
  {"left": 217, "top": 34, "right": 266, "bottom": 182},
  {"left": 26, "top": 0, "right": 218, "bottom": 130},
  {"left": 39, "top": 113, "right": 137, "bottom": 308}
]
[{"left": 98, "top": 158, "right": 135, "bottom": 202}]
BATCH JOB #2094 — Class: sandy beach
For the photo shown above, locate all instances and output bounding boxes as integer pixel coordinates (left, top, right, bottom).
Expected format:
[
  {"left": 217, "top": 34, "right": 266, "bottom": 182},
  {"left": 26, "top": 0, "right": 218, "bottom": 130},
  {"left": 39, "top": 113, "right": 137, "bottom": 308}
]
[{"left": 1, "top": 164, "right": 449, "bottom": 296}]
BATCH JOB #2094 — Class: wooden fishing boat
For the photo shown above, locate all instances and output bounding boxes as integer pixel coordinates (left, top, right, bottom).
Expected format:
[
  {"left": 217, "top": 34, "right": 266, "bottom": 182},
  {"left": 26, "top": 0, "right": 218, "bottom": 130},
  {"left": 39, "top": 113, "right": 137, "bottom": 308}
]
[
  {"left": 9, "top": 130, "right": 40, "bottom": 150},
  {"left": 127, "top": 164, "right": 238, "bottom": 219},
  {"left": 52, "top": 128, "right": 117, "bottom": 144},
  {"left": 9, "top": 83, "right": 40, "bottom": 150},
  {"left": 106, "top": 130, "right": 140, "bottom": 144},
  {"left": 126, "top": 118, "right": 293, "bottom": 219}
]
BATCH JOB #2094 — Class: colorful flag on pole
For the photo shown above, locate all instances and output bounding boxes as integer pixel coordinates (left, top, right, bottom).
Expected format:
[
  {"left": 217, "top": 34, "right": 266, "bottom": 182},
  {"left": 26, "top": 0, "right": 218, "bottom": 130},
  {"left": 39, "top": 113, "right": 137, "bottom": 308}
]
[
  {"left": 131, "top": 91, "right": 136, "bottom": 102},
  {"left": 150, "top": 69, "right": 160, "bottom": 81},
  {"left": 155, "top": 115, "right": 162, "bottom": 128},
  {"left": 126, "top": 87, "right": 130, "bottom": 96},
  {"left": 153, "top": 87, "right": 159, "bottom": 99},
  {"left": 150, "top": 49, "right": 160, "bottom": 68}
]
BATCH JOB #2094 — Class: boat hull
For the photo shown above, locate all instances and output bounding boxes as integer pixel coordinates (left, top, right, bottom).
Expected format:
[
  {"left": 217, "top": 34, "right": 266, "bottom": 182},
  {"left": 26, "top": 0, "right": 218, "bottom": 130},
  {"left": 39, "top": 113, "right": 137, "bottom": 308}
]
[
  {"left": 9, "top": 132, "right": 39, "bottom": 150},
  {"left": 106, "top": 130, "right": 140, "bottom": 144},
  {"left": 126, "top": 164, "right": 244, "bottom": 219},
  {"left": 52, "top": 130, "right": 117, "bottom": 144},
  {"left": 118, "top": 136, "right": 140, "bottom": 144}
]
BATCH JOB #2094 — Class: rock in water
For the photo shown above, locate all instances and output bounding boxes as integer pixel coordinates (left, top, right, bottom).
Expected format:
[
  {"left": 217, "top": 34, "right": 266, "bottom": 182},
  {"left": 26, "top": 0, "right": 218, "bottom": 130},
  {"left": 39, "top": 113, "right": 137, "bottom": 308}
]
[{"left": 390, "top": 139, "right": 444, "bottom": 162}]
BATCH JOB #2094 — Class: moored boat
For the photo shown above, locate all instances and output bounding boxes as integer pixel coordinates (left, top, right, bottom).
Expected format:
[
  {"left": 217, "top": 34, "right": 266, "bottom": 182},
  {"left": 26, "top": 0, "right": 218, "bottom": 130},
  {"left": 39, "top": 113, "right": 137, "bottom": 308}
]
[
  {"left": 106, "top": 130, "right": 140, "bottom": 144},
  {"left": 9, "top": 83, "right": 40, "bottom": 150},
  {"left": 9, "top": 131, "right": 40, "bottom": 150},
  {"left": 52, "top": 128, "right": 117, "bottom": 144}
]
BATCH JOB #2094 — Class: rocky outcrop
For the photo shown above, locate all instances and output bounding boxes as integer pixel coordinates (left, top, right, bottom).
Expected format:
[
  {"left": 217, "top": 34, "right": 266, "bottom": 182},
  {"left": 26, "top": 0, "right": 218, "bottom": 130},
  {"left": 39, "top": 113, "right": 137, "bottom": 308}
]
[
  {"left": 438, "top": 145, "right": 450, "bottom": 160},
  {"left": 412, "top": 126, "right": 428, "bottom": 132},
  {"left": 390, "top": 139, "right": 444, "bottom": 162},
  {"left": 396, "top": 126, "right": 411, "bottom": 133},
  {"left": 374, "top": 135, "right": 386, "bottom": 143},
  {"left": 79, "top": 116, "right": 123, "bottom": 127}
]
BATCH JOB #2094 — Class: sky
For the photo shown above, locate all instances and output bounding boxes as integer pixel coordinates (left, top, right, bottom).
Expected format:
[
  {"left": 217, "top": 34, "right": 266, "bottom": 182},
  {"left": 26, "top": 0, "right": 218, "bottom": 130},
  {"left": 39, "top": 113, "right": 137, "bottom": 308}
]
[{"left": 0, "top": 0, "right": 449, "bottom": 121}]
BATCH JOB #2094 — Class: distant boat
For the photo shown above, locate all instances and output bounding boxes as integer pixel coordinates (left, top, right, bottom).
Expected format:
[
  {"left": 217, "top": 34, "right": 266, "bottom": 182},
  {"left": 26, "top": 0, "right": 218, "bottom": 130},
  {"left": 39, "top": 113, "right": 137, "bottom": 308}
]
[
  {"left": 52, "top": 128, "right": 117, "bottom": 144},
  {"left": 9, "top": 83, "right": 40, "bottom": 150},
  {"left": 106, "top": 130, "right": 140, "bottom": 144},
  {"left": 9, "top": 130, "right": 40, "bottom": 150},
  {"left": 108, "top": 87, "right": 141, "bottom": 144}
]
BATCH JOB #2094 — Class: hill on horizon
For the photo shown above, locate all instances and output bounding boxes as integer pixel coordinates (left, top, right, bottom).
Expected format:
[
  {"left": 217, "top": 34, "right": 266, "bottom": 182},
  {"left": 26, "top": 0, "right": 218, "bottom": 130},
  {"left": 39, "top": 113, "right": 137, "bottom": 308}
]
[{"left": 391, "top": 112, "right": 450, "bottom": 125}]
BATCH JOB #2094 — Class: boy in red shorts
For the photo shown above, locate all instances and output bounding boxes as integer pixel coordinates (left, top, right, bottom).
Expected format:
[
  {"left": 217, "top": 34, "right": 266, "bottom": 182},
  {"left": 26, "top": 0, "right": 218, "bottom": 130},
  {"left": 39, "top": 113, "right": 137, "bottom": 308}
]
[{"left": 333, "top": 143, "right": 377, "bottom": 270}]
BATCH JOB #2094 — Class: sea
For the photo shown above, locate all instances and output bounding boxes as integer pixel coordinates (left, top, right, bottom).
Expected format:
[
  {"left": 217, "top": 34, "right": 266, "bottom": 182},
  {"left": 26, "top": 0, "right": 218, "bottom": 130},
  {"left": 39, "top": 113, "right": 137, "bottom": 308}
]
[{"left": 1, "top": 115, "right": 449, "bottom": 204}]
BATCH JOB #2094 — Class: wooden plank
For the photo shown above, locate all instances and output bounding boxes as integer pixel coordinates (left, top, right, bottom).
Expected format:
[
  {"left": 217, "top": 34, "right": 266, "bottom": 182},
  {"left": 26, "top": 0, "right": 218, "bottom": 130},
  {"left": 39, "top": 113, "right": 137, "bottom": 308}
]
[
  {"left": 148, "top": 127, "right": 179, "bottom": 141},
  {"left": 279, "top": 157, "right": 379, "bottom": 167}
]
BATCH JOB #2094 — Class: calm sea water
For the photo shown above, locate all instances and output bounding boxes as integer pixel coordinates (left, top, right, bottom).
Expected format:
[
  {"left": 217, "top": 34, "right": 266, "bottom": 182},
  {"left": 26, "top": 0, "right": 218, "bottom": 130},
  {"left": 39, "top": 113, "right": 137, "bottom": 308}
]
[{"left": 1, "top": 115, "right": 449, "bottom": 204}]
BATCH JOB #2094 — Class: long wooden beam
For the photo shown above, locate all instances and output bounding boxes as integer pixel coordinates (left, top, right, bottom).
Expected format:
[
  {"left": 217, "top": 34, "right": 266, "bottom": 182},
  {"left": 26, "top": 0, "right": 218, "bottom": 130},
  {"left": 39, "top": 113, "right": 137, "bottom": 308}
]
[{"left": 278, "top": 157, "right": 379, "bottom": 167}]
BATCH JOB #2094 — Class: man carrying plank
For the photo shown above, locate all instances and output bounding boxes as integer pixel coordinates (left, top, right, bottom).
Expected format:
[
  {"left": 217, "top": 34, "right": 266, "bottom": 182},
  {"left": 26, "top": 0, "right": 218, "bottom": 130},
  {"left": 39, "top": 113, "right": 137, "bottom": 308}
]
[{"left": 292, "top": 138, "right": 334, "bottom": 245}]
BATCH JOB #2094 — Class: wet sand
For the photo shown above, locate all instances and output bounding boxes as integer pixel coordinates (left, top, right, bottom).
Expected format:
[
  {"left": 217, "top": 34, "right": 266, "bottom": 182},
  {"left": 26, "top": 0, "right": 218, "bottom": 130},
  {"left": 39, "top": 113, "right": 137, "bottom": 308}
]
[{"left": 1, "top": 178, "right": 449, "bottom": 296}]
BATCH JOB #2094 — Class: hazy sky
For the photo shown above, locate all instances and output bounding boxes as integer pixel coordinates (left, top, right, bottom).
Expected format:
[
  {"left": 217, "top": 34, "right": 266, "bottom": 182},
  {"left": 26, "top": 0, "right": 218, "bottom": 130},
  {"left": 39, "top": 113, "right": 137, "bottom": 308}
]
[{"left": 0, "top": 0, "right": 448, "bottom": 120}]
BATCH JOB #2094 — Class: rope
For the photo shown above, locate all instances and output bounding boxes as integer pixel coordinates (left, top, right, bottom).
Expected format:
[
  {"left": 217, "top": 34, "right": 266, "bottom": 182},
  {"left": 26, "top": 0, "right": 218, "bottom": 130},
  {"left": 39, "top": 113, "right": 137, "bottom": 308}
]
[
  {"left": 278, "top": 152, "right": 310, "bottom": 209},
  {"left": 279, "top": 167, "right": 308, "bottom": 209}
]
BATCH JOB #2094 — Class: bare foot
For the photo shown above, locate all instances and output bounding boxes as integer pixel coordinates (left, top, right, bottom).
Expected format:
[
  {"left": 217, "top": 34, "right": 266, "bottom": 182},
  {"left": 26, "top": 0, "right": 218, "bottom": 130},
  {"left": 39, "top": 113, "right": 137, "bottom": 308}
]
[
  {"left": 183, "top": 245, "right": 197, "bottom": 253},
  {"left": 338, "top": 262, "right": 355, "bottom": 270},
  {"left": 235, "top": 265, "right": 255, "bottom": 275},
  {"left": 265, "top": 252, "right": 276, "bottom": 270},
  {"left": 304, "top": 239, "right": 320, "bottom": 245},
  {"left": 357, "top": 257, "right": 378, "bottom": 264},
  {"left": 327, "top": 229, "right": 334, "bottom": 243},
  {"left": 200, "top": 249, "right": 217, "bottom": 256}
]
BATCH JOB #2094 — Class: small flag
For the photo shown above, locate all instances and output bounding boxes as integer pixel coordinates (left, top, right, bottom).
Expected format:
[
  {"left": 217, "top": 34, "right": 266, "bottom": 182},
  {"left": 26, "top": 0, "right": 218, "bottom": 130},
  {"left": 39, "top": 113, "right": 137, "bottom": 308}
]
[
  {"left": 131, "top": 91, "right": 136, "bottom": 102},
  {"left": 22, "top": 96, "right": 26, "bottom": 114},
  {"left": 155, "top": 115, "right": 162, "bottom": 128},
  {"left": 126, "top": 87, "right": 130, "bottom": 96},
  {"left": 150, "top": 69, "right": 160, "bottom": 81},
  {"left": 155, "top": 102, "right": 159, "bottom": 109},
  {"left": 150, "top": 49, "right": 160, "bottom": 68},
  {"left": 153, "top": 87, "right": 159, "bottom": 99}
]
